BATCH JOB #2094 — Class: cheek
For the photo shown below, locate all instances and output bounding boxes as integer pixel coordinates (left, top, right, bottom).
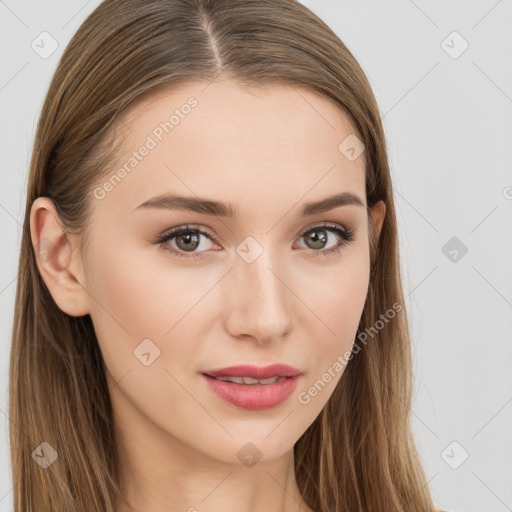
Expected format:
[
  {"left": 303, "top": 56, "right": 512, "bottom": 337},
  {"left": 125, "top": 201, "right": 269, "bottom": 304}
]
[
  {"left": 82, "top": 238, "right": 209, "bottom": 429},
  {"left": 83, "top": 235, "right": 223, "bottom": 383},
  {"left": 317, "top": 269, "right": 369, "bottom": 337},
  {"left": 296, "top": 248, "right": 370, "bottom": 384},
  {"left": 301, "top": 247, "right": 370, "bottom": 338},
  {"left": 85, "top": 236, "right": 204, "bottom": 337}
]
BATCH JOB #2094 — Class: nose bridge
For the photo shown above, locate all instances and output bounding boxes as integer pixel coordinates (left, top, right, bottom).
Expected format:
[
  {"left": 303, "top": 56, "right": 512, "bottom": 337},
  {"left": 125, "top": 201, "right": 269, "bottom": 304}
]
[{"left": 225, "top": 243, "right": 293, "bottom": 341}]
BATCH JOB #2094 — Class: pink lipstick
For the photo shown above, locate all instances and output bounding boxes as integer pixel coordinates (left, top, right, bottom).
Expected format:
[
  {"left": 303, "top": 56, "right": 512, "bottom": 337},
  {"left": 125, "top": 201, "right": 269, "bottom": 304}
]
[{"left": 201, "top": 364, "right": 302, "bottom": 410}]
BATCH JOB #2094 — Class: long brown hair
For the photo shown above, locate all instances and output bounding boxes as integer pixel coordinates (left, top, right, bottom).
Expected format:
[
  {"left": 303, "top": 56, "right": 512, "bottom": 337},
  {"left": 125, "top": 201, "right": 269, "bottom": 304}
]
[{"left": 9, "top": 0, "right": 439, "bottom": 510}]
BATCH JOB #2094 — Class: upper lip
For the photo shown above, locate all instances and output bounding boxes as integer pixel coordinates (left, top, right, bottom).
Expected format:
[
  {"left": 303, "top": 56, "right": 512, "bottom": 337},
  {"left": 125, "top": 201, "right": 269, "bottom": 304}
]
[{"left": 203, "top": 364, "right": 302, "bottom": 379}]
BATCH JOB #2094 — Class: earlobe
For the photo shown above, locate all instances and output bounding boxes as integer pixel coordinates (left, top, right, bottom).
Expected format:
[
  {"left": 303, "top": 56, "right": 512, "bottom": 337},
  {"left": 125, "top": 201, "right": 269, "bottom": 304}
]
[{"left": 30, "top": 197, "right": 90, "bottom": 317}]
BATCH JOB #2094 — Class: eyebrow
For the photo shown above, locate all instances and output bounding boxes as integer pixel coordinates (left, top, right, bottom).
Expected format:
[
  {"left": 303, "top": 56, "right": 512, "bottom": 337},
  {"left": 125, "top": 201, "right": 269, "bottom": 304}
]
[{"left": 132, "top": 191, "right": 366, "bottom": 217}]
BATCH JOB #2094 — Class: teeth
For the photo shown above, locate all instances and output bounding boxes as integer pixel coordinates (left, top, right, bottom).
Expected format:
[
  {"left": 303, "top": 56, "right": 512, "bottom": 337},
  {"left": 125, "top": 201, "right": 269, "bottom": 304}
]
[
  {"left": 258, "top": 377, "right": 281, "bottom": 384},
  {"left": 214, "top": 376, "right": 282, "bottom": 385},
  {"left": 241, "top": 376, "right": 259, "bottom": 384}
]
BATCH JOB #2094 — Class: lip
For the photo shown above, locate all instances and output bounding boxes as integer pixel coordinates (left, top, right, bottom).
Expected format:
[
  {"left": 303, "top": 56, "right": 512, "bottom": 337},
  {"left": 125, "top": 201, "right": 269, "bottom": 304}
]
[
  {"left": 200, "top": 373, "right": 301, "bottom": 410},
  {"left": 203, "top": 364, "right": 302, "bottom": 380}
]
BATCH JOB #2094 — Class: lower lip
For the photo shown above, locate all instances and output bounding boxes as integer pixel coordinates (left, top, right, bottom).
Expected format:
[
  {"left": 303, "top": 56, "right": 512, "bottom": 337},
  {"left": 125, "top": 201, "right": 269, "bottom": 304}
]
[{"left": 201, "top": 374, "right": 301, "bottom": 410}]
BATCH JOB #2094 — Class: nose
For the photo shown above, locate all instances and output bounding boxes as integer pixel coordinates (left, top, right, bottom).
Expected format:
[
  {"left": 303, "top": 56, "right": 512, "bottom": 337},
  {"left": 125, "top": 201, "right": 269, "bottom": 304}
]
[{"left": 223, "top": 248, "right": 293, "bottom": 344}]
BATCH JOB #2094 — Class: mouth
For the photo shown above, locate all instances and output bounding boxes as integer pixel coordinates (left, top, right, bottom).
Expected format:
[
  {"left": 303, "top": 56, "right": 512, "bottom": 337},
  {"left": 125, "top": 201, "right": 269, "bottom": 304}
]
[{"left": 200, "top": 372, "right": 302, "bottom": 410}]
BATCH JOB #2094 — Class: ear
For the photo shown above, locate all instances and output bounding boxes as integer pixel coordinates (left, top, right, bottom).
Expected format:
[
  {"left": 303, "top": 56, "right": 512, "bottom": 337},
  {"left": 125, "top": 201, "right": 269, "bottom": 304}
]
[
  {"left": 369, "top": 200, "right": 386, "bottom": 242},
  {"left": 30, "top": 197, "right": 90, "bottom": 317}
]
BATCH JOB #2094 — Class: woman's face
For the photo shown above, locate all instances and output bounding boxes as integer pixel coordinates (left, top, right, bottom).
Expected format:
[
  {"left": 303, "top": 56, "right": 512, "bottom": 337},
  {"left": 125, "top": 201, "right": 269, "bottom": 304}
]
[{"left": 63, "top": 80, "right": 384, "bottom": 467}]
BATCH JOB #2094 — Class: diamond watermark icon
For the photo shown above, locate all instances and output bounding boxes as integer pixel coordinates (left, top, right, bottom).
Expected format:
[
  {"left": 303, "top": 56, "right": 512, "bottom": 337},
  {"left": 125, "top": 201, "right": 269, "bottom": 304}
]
[
  {"left": 31, "top": 31, "right": 59, "bottom": 59},
  {"left": 338, "top": 134, "right": 365, "bottom": 161},
  {"left": 442, "top": 236, "right": 468, "bottom": 263},
  {"left": 237, "top": 442, "right": 262, "bottom": 468},
  {"left": 236, "top": 236, "right": 264, "bottom": 264},
  {"left": 32, "top": 442, "right": 58, "bottom": 469},
  {"left": 441, "top": 31, "right": 469, "bottom": 59},
  {"left": 134, "top": 338, "right": 161, "bottom": 366},
  {"left": 441, "top": 441, "right": 469, "bottom": 469}
]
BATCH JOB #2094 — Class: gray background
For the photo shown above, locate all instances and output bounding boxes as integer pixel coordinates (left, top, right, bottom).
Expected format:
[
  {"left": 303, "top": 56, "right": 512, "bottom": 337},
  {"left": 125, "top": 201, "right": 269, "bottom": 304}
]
[{"left": 1, "top": 1, "right": 511, "bottom": 511}]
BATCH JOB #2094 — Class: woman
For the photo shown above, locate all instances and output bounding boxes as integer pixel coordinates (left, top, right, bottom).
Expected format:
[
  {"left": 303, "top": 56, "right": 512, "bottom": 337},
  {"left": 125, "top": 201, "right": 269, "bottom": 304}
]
[{"left": 9, "top": 0, "right": 444, "bottom": 510}]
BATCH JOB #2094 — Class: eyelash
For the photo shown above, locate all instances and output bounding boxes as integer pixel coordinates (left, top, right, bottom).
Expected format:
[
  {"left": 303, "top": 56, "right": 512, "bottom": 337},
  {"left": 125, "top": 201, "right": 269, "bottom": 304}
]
[{"left": 153, "top": 222, "right": 355, "bottom": 260}]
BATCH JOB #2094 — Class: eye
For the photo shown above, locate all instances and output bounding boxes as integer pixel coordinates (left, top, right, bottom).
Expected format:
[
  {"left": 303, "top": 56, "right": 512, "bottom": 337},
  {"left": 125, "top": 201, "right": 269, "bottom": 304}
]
[
  {"left": 295, "top": 222, "right": 355, "bottom": 258},
  {"left": 154, "top": 224, "right": 219, "bottom": 260}
]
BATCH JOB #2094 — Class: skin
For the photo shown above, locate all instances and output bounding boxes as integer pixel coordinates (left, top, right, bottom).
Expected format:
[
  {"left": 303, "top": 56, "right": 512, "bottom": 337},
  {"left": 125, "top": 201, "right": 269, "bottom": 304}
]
[{"left": 31, "top": 79, "right": 385, "bottom": 512}]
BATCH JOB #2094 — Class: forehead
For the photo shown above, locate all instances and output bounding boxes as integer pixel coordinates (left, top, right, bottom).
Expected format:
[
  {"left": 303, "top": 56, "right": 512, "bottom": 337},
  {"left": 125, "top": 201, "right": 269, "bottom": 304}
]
[{"left": 94, "top": 79, "right": 367, "bottom": 217}]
